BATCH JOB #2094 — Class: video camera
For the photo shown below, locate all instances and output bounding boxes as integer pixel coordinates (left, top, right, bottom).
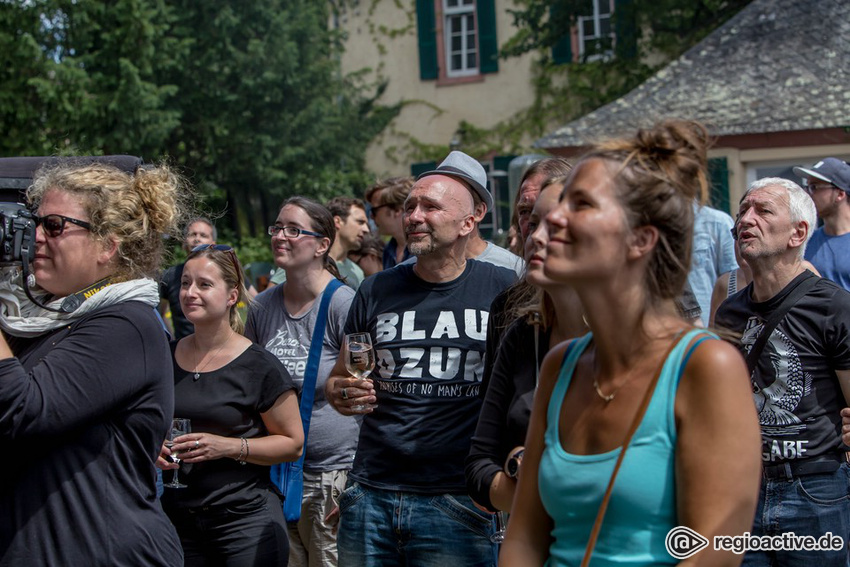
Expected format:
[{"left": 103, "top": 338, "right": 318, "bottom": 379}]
[{"left": 0, "top": 155, "right": 143, "bottom": 309}]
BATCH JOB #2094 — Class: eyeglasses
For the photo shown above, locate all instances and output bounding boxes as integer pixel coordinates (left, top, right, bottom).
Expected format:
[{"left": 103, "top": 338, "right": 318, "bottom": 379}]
[
  {"left": 191, "top": 244, "right": 233, "bottom": 253},
  {"left": 369, "top": 204, "right": 391, "bottom": 219},
  {"left": 805, "top": 181, "right": 838, "bottom": 194},
  {"left": 188, "top": 244, "right": 242, "bottom": 285},
  {"left": 267, "top": 225, "right": 324, "bottom": 239},
  {"left": 36, "top": 214, "right": 92, "bottom": 237}
]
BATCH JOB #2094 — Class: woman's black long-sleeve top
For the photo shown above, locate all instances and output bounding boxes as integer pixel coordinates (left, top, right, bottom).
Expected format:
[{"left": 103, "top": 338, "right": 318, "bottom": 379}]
[{"left": 465, "top": 315, "right": 551, "bottom": 512}]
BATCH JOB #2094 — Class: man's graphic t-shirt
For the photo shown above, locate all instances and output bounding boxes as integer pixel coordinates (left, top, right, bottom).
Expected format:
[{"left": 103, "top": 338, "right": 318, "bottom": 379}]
[
  {"left": 716, "top": 271, "right": 850, "bottom": 464},
  {"left": 345, "top": 260, "right": 516, "bottom": 493}
]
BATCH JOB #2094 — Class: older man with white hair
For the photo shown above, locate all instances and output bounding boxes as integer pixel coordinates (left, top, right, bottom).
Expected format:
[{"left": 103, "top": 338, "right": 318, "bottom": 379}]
[{"left": 715, "top": 177, "right": 850, "bottom": 567}]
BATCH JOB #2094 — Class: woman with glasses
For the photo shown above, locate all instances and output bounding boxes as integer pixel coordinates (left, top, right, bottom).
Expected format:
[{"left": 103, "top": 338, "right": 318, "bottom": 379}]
[
  {"left": 159, "top": 244, "right": 303, "bottom": 566},
  {"left": 500, "top": 121, "right": 762, "bottom": 566},
  {"left": 245, "top": 197, "right": 356, "bottom": 567},
  {"left": 0, "top": 161, "right": 189, "bottom": 565}
]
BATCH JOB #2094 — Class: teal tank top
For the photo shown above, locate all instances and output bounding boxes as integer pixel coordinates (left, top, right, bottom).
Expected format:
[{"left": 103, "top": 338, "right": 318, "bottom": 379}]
[{"left": 538, "top": 329, "right": 714, "bottom": 566}]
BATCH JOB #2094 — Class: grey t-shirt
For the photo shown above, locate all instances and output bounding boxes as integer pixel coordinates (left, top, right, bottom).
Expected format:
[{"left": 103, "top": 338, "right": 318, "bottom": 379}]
[{"left": 245, "top": 281, "right": 359, "bottom": 472}]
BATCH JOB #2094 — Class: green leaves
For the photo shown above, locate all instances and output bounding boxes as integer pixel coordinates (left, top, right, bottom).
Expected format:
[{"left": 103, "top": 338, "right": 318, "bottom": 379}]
[{"left": 1, "top": 0, "right": 397, "bottom": 244}]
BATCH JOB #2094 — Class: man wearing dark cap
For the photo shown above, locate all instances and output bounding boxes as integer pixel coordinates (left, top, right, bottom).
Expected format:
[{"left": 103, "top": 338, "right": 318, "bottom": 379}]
[
  {"left": 794, "top": 157, "right": 850, "bottom": 290},
  {"left": 325, "top": 151, "right": 517, "bottom": 566}
]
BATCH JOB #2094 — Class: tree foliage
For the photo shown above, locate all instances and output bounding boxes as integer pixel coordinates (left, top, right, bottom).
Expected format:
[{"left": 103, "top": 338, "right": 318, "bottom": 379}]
[
  {"left": 0, "top": 0, "right": 398, "bottom": 239},
  {"left": 1, "top": 0, "right": 181, "bottom": 156}
]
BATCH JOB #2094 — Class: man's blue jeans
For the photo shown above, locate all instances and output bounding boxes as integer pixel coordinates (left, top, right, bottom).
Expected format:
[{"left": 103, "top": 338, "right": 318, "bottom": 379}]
[
  {"left": 337, "top": 481, "right": 496, "bottom": 567},
  {"left": 743, "top": 463, "right": 850, "bottom": 566}
]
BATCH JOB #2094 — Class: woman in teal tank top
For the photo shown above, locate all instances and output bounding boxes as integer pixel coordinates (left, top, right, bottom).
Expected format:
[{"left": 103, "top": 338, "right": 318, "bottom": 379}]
[{"left": 500, "top": 121, "right": 762, "bottom": 567}]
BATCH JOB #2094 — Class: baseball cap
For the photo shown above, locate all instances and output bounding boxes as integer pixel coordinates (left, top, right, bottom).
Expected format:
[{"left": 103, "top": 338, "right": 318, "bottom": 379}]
[
  {"left": 417, "top": 151, "right": 493, "bottom": 211},
  {"left": 793, "top": 158, "right": 850, "bottom": 193}
]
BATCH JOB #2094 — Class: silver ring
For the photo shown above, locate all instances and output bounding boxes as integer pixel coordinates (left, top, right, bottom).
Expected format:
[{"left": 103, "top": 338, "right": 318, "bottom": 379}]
[
  {"left": 342, "top": 388, "right": 349, "bottom": 400},
  {"left": 195, "top": 440, "right": 200, "bottom": 448}
]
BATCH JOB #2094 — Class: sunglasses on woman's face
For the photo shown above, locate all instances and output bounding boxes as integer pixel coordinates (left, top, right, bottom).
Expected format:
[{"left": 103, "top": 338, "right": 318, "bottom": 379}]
[
  {"left": 189, "top": 244, "right": 242, "bottom": 286},
  {"left": 191, "top": 244, "right": 233, "bottom": 253},
  {"left": 36, "top": 214, "right": 92, "bottom": 238}
]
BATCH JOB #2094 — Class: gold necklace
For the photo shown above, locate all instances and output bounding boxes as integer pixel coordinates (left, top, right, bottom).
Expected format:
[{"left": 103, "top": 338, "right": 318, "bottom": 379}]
[
  {"left": 591, "top": 344, "right": 636, "bottom": 403},
  {"left": 592, "top": 378, "right": 617, "bottom": 402},
  {"left": 192, "top": 331, "right": 234, "bottom": 381}
]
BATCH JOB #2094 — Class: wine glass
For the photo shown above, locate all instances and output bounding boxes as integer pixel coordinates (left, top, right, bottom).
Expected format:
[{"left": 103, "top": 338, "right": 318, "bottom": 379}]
[
  {"left": 344, "top": 332, "right": 376, "bottom": 412},
  {"left": 491, "top": 511, "right": 507, "bottom": 544},
  {"left": 163, "top": 418, "right": 191, "bottom": 489}
]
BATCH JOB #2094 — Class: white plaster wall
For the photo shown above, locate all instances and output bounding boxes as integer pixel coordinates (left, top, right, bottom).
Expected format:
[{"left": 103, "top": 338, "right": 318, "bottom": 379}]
[{"left": 335, "top": 0, "right": 538, "bottom": 177}]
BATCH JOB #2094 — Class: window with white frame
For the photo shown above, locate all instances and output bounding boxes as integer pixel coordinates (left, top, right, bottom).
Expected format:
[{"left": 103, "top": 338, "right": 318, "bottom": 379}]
[
  {"left": 577, "top": 0, "right": 614, "bottom": 62},
  {"left": 443, "top": 0, "right": 478, "bottom": 77}
]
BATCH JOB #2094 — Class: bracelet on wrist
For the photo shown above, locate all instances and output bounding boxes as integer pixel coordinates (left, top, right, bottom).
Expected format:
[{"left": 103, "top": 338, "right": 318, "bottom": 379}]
[{"left": 236, "top": 437, "right": 248, "bottom": 465}]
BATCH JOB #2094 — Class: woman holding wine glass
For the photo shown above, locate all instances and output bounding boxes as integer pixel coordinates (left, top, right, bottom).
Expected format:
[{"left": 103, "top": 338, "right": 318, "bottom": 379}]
[
  {"left": 0, "top": 160, "right": 187, "bottom": 565},
  {"left": 159, "top": 244, "right": 303, "bottom": 566},
  {"left": 245, "top": 196, "right": 356, "bottom": 567}
]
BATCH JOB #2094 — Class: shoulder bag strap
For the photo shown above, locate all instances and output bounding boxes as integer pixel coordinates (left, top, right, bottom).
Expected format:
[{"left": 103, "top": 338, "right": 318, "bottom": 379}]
[
  {"left": 745, "top": 272, "right": 819, "bottom": 382},
  {"left": 581, "top": 331, "right": 684, "bottom": 567},
  {"left": 298, "top": 278, "right": 344, "bottom": 442}
]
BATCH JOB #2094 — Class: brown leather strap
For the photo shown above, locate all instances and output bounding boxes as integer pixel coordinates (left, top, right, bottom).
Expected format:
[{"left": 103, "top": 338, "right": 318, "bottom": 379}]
[{"left": 580, "top": 332, "right": 685, "bottom": 567}]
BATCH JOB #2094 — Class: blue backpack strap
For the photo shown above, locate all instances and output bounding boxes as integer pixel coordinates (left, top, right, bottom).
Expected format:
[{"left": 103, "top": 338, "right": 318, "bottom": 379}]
[
  {"left": 270, "top": 278, "right": 342, "bottom": 491},
  {"left": 299, "top": 278, "right": 343, "bottom": 438}
]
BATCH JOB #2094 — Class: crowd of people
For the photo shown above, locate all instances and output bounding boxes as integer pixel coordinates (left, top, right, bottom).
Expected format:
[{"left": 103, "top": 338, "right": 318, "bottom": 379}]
[{"left": 2, "top": 120, "right": 850, "bottom": 567}]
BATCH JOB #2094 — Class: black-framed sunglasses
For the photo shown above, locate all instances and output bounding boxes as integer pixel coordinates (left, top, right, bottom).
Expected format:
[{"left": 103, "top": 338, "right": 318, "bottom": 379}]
[
  {"left": 369, "top": 204, "right": 391, "bottom": 219},
  {"left": 191, "top": 243, "right": 233, "bottom": 253},
  {"left": 36, "top": 214, "right": 92, "bottom": 238},
  {"left": 189, "top": 244, "right": 242, "bottom": 285},
  {"left": 267, "top": 225, "right": 324, "bottom": 239}
]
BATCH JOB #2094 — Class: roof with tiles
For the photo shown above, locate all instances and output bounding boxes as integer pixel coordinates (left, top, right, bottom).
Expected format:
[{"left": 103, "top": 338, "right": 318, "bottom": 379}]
[{"left": 536, "top": 0, "right": 850, "bottom": 149}]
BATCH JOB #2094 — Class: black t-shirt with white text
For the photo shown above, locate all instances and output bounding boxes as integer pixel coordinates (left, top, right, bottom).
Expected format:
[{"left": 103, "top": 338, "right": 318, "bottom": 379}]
[
  {"left": 345, "top": 260, "right": 516, "bottom": 493},
  {"left": 715, "top": 272, "right": 850, "bottom": 464}
]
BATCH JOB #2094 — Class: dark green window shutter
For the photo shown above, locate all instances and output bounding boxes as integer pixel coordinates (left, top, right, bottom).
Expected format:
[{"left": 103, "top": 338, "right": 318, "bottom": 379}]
[
  {"left": 477, "top": 0, "right": 499, "bottom": 74},
  {"left": 614, "top": 0, "right": 637, "bottom": 60},
  {"left": 411, "top": 161, "right": 438, "bottom": 178},
  {"left": 491, "top": 155, "right": 516, "bottom": 234},
  {"left": 550, "top": 4, "right": 573, "bottom": 64},
  {"left": 708, "top": 157, "right": 731, "bottom": 214},
  {"left": 416, "top": 0, "right": 438, "bottom": 80}
]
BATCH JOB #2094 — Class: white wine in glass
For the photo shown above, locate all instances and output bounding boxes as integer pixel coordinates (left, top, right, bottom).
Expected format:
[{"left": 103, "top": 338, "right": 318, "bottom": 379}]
[
  {"left": 344, "top": 332, "right": 376, "bottom": 411},
  {"left": 163, "top": 418, "right": 191, "bottom": 489}
]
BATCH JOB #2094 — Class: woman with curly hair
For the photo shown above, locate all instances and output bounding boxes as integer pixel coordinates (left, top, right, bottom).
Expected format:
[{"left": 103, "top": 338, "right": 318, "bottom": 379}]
[{"left": 0, "top": 161, "right": 191, "bottom": 566}]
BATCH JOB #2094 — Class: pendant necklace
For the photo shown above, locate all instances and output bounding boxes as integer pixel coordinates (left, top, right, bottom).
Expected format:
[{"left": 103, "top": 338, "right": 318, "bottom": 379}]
[
  {"left": 593, "top": 378, "right": 617, "bottom": 403},
  {"left": 591, "top": 344, "right": 636, "bottom": 403},
  {"left": 193, "top": 331, "right": 234, "bottom": 381}
]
